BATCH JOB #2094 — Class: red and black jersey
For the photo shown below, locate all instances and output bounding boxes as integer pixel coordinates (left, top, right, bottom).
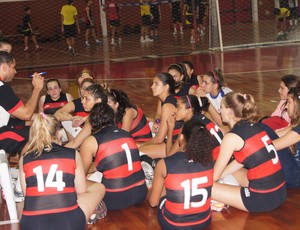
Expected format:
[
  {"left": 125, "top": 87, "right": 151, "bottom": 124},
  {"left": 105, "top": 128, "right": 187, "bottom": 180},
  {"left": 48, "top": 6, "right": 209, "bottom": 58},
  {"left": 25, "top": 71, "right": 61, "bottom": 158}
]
[
  {"left": 198, "top": 114, "right": 223, "bottom": 161},
  {"left": 162, "top": 95, "right": 183, "bottom": 141},
  {"left": 94, "top": 125, "right": 145, "bottom": 192},
  {"left": 107, "top": 1, "right": 119, "bottom": 21},
  {"left": 22, "top": 143, "right": 78, "bottom": 216},
  {"left": 84, "top": 6, "right": 93, "bottom": 23},
  {"left": 43, "top": 93, "right": 68, "bottom": 115},
  {"left": 0, "top": 126, "right": 29, "bottom": 155},
  {"left": 231, "top": 120, "right": 285, "bottom": 193},
  {"left": 73, "top": 98, "right": 89, "bottom": 118},
  {"left": 0, "top": 81, "right": 23, "bottom": 128},
  {"left": 163, "top": 152, "right": 213, "bottom": 227},
  {"left": 117, "top": 105, "right": 152, "bottom": 142}
]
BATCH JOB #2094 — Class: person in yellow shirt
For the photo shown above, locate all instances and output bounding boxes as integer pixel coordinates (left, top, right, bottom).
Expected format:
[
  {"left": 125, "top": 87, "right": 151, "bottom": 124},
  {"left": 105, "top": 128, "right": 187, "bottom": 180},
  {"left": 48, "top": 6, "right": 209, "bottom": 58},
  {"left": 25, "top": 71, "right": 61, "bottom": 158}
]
[
  {"left": 61, "top": 0, "right": 80, "bottom": 55},
  {"left": 140, "top": 0, "right": 154, "bottom": 42}
]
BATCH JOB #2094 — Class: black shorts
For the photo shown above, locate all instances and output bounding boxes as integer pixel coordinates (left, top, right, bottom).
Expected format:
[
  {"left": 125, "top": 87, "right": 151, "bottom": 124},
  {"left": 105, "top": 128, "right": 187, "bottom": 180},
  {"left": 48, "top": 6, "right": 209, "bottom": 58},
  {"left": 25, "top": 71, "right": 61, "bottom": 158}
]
[
  {"left": 185, "top": 15, "right": 194, "bottom": 28},
  {"left": 241, "top": 184, "right": 287, "bottom": 212},
  {"left": 142, "top": 15, "right": 151, "bottom": 26},
  {"left": 151, "top": 17, "right": 160, "bottom": 25},
  {"left": 172, "top": 9, "right": 182, "bottom": 23},
  {"left": 197, "top": 9, "right": 206, "bottom": 24},
  {"left": 103, "top": 183, "right": 147, "bottom": 210},
  {"left": 157, "top": 196, "right": 211, "bottom": 230},
  {"left": 64, "top": 24, "right": 77, "bottom": 38},
  {"left": 85, "top": 22, "right": 95, "bottom": 29},
  {"left": 109, "top": 20, "right": 120, "bottom": 27},
  {"left": 20, "top": 206, "right": 86, "bottom": 230},
  {"left": 289, "top": 7, "right": 298, "bottom": 19},
  {"left": 22, "top": 28, "right": 33, "bottom": 37}
]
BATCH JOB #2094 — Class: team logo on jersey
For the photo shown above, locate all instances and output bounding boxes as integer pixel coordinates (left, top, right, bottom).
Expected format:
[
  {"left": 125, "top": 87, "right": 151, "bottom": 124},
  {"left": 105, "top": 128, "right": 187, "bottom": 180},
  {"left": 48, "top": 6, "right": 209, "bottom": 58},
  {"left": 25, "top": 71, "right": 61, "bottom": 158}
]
[{"left": 244, "top": 188, "right": 250, "bottom": 197}]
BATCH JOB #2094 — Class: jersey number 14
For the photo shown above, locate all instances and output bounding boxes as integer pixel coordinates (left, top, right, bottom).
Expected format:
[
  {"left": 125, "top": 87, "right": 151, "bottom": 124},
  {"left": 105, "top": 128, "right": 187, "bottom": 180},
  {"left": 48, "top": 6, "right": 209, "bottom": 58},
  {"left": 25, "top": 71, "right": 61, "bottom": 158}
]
[{"left": 33, "top": 164, "right": 66, "bottom": 192}]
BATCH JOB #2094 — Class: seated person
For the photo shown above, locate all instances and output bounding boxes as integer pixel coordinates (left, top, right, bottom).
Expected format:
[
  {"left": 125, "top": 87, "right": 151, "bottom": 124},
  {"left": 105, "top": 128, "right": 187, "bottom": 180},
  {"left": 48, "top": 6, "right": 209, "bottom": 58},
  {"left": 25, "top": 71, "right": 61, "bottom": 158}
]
[
  {"left": 38, "top": 78, "right": 73, "bottom": 114},
  {"left": 54, "top": 78, "right": 95, "bottom": 139},
  {"left": 64, "top": 84, "right": 108, "bottom": 149},
  {"left": 79, "top": 103, "right": 147, "bottom": 210},
  {"left": 261, "top": 74, "right": 299, "bottom": 130},
  {"left": 76, "top": 68, "right": 95, "bottom": 97},
  {"left": 148, "top": 119, "right": 214, "bottom": 229},
  {"left": 213, "top": 92, "right": 286, "bottom": 212},
  {"left": 19, "top": 113, "right": 105, "bottom": 228},
  {"left": 139, "top": 73, "right": 183, "bottom": 159},
  {"left": 107, "top": 89, "right": 152, "bottom": 142}
]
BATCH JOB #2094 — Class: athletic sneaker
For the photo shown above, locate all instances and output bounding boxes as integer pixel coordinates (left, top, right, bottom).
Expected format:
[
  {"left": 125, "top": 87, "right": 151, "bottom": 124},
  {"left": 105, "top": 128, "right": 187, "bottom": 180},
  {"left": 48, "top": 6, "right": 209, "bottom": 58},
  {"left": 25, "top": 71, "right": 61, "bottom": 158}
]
[
  {"left": 14, "top": 188, "right": 24, "bottom": 203},
  {"left": 88, "top": 201, "right": 107, "bottom": 224},
  {"left": 70, "top": 48, "right": 75, "bottom": 56},
  {"left": 1, "top": 186, "right": 25, "bottom": 202},
  {"left": 96, "top": 39, "right": 101, "bottom": 44},
  {"left": 144, "top": 36, "right": 154, "bottom": 42},
  {"left": 0, "top": 149, "right": 8, "bottom": 163},
  {"left": 0, "top": 185, "right": 5, "bottom": 201},
  {"left": 85, "top": 41, "right": 91, "bottom": 46},
  {"left": 24, "top": 47, "right": 28, "bottom": 52},
  {"left": 211, "top": 200, "right": 229, "bottom": 212},
  {"left": 140, "top": 158, "right": 154, "bottom": 189},
  {"left": 140, "top": 37, "right": 146, "bottom": 43}
]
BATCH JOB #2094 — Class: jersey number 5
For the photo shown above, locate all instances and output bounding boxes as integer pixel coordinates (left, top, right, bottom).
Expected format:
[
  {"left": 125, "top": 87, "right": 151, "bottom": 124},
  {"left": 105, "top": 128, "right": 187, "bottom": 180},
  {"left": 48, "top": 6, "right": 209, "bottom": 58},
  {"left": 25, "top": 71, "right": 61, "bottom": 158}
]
[
  {"left": 33, "top": 164, "right": 66, "bottom": 192},
  {"left": 181, "top": 177, "right": 208, "bottom": 210},
  {"left": 261, "top": 135, "right": 279, "bottom": 164}
]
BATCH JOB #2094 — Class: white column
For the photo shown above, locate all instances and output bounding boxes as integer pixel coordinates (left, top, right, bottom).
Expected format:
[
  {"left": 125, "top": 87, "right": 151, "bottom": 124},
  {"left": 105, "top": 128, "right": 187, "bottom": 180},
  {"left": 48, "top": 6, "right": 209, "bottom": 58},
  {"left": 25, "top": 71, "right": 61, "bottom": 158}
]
[
  {"left": 252, "top": 0, "right": 258, "bottom": 22},
  {"left": 99, "top": 0, "right": 108, "bottom": 37}
]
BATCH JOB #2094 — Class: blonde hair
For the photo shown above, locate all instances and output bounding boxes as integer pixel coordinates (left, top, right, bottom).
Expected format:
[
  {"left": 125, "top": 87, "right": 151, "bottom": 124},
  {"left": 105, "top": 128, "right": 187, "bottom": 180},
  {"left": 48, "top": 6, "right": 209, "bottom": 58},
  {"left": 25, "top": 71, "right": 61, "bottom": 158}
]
[
  {"left": 223, "top": 92, "right": 260, "bottom": 123},
  {"left": 24, "top": 113, "right": 61, "bottom": 158},
  {"left": 76, "top": 68, "right": 94, "bottom": 85}
]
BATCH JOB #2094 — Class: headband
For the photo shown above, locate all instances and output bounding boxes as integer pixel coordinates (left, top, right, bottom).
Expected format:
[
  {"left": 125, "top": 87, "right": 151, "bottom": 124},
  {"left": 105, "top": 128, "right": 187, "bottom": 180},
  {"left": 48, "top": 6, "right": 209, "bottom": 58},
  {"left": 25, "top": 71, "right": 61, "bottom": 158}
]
[
  {"left": 40, "top": 112, "right": 48, "bottom": 120},
  {"left": 211, "top": 69, "right": 218, "bottom": 83},
  {"left": 186, "top": 95, "right": 192, "bottom": 109},
  {"left": 170, "top": 63, "right": 183, "bottom": 74}
]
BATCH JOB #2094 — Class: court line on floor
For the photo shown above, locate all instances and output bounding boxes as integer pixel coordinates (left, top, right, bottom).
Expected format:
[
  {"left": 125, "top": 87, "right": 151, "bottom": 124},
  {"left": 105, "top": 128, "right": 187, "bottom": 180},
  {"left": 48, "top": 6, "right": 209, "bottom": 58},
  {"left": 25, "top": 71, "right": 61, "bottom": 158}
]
[{"left": 14, "top": 62, "right": 300, "bottom": 81}]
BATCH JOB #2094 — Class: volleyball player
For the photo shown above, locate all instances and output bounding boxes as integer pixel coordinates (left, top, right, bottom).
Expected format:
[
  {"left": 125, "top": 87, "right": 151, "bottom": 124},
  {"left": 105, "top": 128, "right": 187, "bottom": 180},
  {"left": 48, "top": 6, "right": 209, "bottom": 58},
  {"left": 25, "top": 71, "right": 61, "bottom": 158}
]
[
  {"left": 213, "top": 92, "right": 286, "bottom": 212},
  {"left": 148, "top": 119, "right": 214, "bottom": 229},
  {"left": 38, "top": 79, "right": 74, "bottom": 115},
  {"left": 79, "top": 103, "right": 147, "bottom": 210},
  {"left": 19, "top": 113, "right": 105, "bottom": 229}
]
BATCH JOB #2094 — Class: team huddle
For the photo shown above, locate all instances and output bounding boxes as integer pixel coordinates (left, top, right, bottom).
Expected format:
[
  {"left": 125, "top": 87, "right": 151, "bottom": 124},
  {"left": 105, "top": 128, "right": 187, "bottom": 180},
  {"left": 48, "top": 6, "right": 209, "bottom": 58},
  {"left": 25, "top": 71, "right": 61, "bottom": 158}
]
[{"left": 0, "top": 44, "right": 300, "bottom": 229}]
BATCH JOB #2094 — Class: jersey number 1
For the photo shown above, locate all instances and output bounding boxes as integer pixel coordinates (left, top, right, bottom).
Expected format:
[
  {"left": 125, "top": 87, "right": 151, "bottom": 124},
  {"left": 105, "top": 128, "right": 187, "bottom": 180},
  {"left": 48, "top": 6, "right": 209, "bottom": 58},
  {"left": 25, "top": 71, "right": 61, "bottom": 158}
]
[{"left": 121, "top": 143, "right": 133, "bottom": 171}]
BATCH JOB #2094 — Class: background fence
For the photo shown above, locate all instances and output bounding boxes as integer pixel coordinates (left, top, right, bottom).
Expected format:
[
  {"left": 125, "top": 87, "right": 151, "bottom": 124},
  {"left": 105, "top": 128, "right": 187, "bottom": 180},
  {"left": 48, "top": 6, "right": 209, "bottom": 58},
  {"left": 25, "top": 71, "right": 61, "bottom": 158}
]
[
  {"left": 211, "top": 0, "right": 300, "bottom": 50},
  {"left": 0, "top": 0, "right": 299, "bottom": 68}
]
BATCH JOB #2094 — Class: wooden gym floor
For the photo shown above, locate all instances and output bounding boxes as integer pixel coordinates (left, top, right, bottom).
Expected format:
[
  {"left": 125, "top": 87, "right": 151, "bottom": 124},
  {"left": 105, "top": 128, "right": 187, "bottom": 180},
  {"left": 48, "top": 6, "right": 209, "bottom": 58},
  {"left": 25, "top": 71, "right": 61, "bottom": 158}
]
[{"left": 1, "top": 32, "right": 300, "bottom": 229}]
